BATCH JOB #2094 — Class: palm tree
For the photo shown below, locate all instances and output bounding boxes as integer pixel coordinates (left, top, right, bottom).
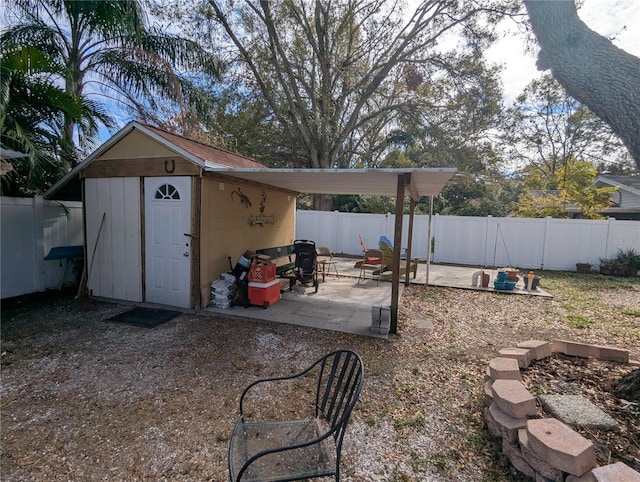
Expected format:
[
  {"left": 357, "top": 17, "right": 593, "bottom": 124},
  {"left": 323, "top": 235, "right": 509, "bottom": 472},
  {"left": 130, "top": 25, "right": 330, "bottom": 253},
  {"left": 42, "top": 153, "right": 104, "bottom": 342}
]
[
  {"left": 3, "top": 0, "right": 219, "bottom": 165},
  {"left": 1, "top": 44, "right": 105, "bottom": 195}
]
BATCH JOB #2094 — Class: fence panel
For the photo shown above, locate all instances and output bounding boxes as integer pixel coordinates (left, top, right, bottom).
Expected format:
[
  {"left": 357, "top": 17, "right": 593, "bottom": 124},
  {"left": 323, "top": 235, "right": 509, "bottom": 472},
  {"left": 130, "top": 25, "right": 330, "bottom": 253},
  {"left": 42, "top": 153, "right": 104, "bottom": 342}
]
[
  {"left": 3, "top": 204, "right": 638, "bottom": 299},
  {"left": 296, "top": 210, "right": 640, "bottom": 271},
  {"left": 1, "top": 196, "right": 83, "bottom": 299}
]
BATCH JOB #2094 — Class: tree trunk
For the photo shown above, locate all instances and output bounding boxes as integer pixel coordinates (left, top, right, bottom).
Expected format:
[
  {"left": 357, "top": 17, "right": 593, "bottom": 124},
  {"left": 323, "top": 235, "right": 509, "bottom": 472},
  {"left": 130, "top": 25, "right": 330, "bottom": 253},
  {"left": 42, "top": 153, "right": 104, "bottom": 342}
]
[
  {"left": 524, "top": 0, "right": 640, "bottom": 168},
  {"left": 313, "top": 194, "right": 333, "bottom": 211},
  {"left": 612, "top": 368, "right": 640, "bottom": 402}
]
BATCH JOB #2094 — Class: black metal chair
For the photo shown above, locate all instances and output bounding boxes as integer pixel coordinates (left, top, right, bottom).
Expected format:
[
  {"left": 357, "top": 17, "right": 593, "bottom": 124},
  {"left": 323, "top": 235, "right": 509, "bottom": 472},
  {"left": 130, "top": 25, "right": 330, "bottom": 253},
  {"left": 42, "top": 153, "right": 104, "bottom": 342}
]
[{"left": 228, "top": 350, "right": 364, "bottom": 482}]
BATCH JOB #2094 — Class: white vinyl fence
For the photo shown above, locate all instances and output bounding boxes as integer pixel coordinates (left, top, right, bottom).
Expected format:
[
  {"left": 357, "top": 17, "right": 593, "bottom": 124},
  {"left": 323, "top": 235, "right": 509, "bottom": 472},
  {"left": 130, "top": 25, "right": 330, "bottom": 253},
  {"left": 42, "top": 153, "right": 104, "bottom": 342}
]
[
  {"left": 1, "top": 196, "right": 83, "bottom": 299},
  {"left": 2, "top": 200, "right": 638, "bottom": 299},
  {"left": 296, "top": 211, "right": 640, "bottom": 271}
]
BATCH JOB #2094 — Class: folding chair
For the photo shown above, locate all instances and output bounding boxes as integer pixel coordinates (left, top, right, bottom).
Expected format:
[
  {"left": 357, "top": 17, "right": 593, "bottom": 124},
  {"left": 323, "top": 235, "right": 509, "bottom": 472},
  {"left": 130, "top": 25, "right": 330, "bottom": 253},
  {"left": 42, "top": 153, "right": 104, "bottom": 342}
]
[
  {"left": 316, "top": 246, "right": 339, "bottom": 281},
  {"left": 358, "top": 248, "right": 385, "bottom": 285}
]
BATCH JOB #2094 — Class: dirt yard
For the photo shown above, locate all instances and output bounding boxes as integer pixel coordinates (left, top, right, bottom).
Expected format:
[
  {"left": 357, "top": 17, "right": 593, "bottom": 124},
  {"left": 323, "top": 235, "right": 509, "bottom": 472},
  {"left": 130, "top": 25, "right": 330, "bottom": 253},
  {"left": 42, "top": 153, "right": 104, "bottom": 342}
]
[{"left": 1, "top": 273, "right": 639, "bottom": 481}]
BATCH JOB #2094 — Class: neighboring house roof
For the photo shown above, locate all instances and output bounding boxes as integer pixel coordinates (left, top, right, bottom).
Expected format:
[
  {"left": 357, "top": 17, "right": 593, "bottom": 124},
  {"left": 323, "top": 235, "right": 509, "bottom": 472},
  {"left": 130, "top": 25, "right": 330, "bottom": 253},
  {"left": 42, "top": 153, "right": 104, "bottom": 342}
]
[
  {"left": 44, "top": 121, "right": 266, "bottom": 200},
  {"left": 526, "top": 175, "right": 640, "bottom": 219},
  {"left": 594, "top": 174, "right": 640, "bottom": 197}
]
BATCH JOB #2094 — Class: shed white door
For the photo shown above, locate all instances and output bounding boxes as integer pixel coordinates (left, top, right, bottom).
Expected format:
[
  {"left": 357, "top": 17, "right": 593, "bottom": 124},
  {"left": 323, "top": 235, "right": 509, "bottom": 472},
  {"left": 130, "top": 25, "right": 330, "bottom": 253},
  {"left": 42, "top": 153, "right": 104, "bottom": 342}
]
[{"left": 144, "top": 176, "right": 191, "bottom": 308}]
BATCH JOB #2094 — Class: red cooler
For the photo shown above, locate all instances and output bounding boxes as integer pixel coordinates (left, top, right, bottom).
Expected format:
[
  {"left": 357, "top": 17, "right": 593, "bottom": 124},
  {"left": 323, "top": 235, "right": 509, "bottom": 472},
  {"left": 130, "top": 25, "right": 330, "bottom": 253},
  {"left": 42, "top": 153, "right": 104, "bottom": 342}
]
[{"left": 248, "top": 279, "right": 281, "bottom": 308}]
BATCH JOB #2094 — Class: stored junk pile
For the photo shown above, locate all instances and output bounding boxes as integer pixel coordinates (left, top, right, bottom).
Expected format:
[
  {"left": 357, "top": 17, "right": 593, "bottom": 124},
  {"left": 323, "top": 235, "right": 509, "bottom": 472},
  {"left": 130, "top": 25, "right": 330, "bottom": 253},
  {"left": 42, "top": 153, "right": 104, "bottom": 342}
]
[
  {"left": 210, "top": 251, "right": 282, "bottom": 309},
  {"left": 210, "top": 273, "right": 237, "bottom": 309}
]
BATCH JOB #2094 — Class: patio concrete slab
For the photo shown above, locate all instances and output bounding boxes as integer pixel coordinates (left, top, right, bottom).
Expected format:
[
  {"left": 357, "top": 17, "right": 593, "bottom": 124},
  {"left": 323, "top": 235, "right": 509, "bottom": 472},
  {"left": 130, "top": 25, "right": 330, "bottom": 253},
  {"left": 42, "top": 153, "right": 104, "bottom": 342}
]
[
  {"left": 332, "top": 257, "right": 552, "bottom": 297},
  {"left": 204, "top": 276, "right": 396, "bottom": 339},
  {"left": 204, "top": 257, "right": 552, "bottom": 338}
]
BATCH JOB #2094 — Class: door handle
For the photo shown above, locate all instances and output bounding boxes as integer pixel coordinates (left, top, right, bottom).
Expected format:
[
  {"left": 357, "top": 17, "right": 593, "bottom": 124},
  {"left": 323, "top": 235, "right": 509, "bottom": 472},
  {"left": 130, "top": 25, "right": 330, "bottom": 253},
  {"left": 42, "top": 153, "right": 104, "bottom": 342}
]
[{"left": 183, "top": 252, "right": 189, "bottom": 257}]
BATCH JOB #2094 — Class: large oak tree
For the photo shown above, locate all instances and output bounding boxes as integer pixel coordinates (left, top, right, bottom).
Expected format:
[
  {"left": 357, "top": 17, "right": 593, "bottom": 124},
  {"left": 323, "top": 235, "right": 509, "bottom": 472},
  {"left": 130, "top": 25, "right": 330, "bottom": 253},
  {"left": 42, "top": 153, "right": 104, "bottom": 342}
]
[
  {"left": 523, "top": 0, "right": 640, "bottom": 168},
  {"left": 203, "top": 0, "right": 512, "bottom": 209}
]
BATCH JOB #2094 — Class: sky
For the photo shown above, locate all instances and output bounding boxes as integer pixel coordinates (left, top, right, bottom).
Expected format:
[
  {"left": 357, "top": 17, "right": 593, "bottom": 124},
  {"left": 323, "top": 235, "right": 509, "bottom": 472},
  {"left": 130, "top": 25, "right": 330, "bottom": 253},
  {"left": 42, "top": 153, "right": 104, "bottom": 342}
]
[{"left": 484, "top": 0, "right": 640, "bottom": 105}]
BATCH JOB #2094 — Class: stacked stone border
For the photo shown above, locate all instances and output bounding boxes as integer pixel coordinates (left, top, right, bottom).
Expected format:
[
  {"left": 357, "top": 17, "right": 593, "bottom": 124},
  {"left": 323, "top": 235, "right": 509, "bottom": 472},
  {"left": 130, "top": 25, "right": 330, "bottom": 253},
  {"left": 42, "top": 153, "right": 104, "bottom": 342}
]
[{"left": 484, "top": 339, "right": 640, "bottom": 482}]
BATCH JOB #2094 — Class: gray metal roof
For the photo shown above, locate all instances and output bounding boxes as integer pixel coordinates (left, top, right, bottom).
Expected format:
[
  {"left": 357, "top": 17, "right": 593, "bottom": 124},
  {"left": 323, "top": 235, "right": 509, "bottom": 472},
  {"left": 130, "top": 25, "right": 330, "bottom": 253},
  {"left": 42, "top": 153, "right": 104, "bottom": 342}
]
[{"left": 205, "top": 167, "right": 456, "bottom": 197}]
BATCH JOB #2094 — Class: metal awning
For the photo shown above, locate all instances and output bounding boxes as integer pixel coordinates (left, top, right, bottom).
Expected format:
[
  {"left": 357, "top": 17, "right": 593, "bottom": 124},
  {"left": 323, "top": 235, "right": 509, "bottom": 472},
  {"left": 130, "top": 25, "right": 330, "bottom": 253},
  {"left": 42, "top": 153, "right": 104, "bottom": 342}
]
[
  {"left": 205, "top": 167, "right": 457, "bottom": 335},
  {"left": 205, "top": 167, "right": 456, "bottom": 198}
]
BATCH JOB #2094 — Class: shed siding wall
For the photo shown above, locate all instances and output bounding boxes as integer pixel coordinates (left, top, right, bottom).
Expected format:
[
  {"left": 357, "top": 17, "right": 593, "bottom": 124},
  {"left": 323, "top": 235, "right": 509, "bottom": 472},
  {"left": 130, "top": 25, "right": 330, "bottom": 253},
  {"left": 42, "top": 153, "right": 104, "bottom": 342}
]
[
  {"left": 97, "top": 129, "right": 175, "bottom": 159},
  {"left": 200, "top": 178, "right": 296, "bottom": 306},
  {"left": 85, "top": 178, "right": 142, "bottom": 302}
]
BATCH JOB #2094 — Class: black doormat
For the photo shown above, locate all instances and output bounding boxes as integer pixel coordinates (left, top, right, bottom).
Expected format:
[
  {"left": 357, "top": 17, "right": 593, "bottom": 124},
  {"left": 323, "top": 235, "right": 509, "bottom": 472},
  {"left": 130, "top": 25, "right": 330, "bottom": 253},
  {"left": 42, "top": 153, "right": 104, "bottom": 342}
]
[{"left": 106, "top": 307, "right": 181, "bottom": 328}]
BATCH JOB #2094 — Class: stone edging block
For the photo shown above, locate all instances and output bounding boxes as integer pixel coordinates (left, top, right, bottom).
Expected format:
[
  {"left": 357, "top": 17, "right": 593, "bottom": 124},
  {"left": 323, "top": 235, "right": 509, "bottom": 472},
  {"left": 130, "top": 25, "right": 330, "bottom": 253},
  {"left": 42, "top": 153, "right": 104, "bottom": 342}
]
[{"left": 484, "top": 339, "right": 638, "bottom": 481}]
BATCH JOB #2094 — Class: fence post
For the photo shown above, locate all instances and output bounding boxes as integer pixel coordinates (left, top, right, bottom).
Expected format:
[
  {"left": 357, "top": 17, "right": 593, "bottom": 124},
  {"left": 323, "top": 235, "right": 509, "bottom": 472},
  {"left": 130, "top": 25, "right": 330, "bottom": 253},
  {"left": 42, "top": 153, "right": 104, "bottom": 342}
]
[
  {"left": 604, "top": 217, "right": 616, "bottom": 260},
  {"left": 33, "top": 195, "right": 45, "bottom": 292},
  {"left": 486, "top": 215, "right": 493, "bottom": 267},
  {"left": 540, "top": 217, "right": 551, "bottom": 270},
  {"left": 333, "top": 210, "right": 340, "bottom": 253}
]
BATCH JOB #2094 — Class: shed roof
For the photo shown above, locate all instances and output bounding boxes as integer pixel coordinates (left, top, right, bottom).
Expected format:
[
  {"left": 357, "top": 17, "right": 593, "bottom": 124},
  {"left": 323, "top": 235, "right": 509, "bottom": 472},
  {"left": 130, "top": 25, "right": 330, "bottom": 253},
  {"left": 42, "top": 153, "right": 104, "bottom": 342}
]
[
  {"left": 45, "top": 121, "right": 456, "bottom": 201},
  {"left": 141, "top": 124, "right": 266, "bottom": 169},
  {"left": 208, "top": 167, "right": 456, "bottom": 198}
]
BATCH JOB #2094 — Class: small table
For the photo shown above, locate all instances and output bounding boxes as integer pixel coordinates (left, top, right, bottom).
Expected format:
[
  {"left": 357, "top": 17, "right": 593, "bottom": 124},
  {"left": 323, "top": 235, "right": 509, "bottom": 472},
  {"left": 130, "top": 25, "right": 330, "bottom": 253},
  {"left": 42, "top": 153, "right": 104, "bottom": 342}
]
[{"left": 317, "top": 258, "right": 338, "bottom": 282}]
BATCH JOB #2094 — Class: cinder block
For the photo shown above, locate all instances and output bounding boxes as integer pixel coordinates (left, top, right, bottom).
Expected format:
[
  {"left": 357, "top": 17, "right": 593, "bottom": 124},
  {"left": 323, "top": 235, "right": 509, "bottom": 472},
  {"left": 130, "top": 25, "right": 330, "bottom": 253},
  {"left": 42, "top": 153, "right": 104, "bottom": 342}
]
[
  {"left": 526, "top": 418, "right": 597, "bottom": 477},
  {"left": 517, "top": 340, "right": 551, "bottom": 360},
  {"left": 492, "top": 379, "right": 537, "bottom": 419},
  {"left": 591, "top": 462, "right": 640, "bottom": 481},
  {"left": 519, "top": 429, "right": 565, "bottom": 482},
  {"left": 370, "top": 304, "right": 390, "bottom": 335},
  {"left": 485, "top": 402, "right": 527, "bottom": 443},
  {"left": 499, "top": 347, "right": 532, "bottom": 368},
  {"left": 489, "top": 357, "right": 521, "bottom": 380}
]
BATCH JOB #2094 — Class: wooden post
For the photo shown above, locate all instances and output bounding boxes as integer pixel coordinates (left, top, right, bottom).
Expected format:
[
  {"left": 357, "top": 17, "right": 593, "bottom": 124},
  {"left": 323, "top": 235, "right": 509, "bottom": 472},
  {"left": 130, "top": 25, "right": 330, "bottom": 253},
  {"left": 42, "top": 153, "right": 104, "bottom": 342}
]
[
  {"left": 426, "top": 195, "right": 433, "bottom": 286},
  {"left": 390, "top": 174, "right": 408, "bottom": 334}
]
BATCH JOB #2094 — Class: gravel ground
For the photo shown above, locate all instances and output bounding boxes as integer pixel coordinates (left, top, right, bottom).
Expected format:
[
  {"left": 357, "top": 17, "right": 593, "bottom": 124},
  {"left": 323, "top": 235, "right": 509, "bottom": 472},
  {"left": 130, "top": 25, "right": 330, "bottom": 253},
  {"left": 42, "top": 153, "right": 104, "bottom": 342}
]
[{"left": 1, "top": 275, "right": 639, "bottom": 481}]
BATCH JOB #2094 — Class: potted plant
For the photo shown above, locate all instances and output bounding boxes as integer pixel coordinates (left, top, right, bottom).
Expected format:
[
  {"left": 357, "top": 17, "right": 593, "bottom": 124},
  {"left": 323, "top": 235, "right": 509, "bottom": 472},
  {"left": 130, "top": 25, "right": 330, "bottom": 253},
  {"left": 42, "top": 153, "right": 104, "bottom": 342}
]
[
  {"left": 575, "top": 262, "right": 592, "bottom": 274},
  {"left": 599, "top": 258, "right": 616, "bottom": 276},
  {"left": 614, "top": 248, "right": 640, "bottom": 277}
]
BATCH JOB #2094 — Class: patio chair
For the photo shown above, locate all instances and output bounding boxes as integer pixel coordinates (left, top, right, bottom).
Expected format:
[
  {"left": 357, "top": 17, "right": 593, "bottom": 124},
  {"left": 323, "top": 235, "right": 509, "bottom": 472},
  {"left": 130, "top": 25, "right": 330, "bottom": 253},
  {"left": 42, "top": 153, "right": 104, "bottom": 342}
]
[
  {"left": 228, "top": 350, "right": 364, "bottom": 482},
  {"left": 316, "top": 246, "right": 339, "bottom": 281},
  {"left": 379, "top": 241, "right": 418, "bottom": 280},
  {"left": 378, "top": 235, "right": 407, "bottom": 259},
  {"left": 354, "top": 235, "right": 383, "bottom": 268},
  {"left": 358, "top": 248, "right": 385, "bottom": 285}
]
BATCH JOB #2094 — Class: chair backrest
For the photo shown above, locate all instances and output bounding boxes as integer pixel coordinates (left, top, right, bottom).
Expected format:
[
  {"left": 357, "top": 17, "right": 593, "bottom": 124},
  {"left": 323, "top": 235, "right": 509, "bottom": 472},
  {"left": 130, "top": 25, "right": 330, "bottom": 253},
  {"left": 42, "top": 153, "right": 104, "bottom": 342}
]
[
  {"left": 378, "top": 242, "right": 393, "bottom": 263},
  {"left": 314, "top": 350, "right": 364, "bottom": 442},
  {"left": 358, "top": 234, "right": 367, "bottom": 253},
  {"left": 363, "top": 249, "right": 384, "bottom": 267},
  {"left": 379, "top": 235, "right": 393, "bottom": 249},
  {"left": 316, "top": 246, "right": 333, "bottom": 259}
]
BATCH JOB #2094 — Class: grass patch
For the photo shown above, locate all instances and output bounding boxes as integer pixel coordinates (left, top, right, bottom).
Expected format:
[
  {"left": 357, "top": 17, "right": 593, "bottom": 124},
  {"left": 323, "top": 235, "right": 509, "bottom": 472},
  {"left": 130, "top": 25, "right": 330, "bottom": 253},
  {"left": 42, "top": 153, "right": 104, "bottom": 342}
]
[
  {"left": 393, "top": 412, "right": 425, "bottom": 430},
  {"left": 622, "top": 308, "right": 640, "bottom": 317},
  {"left": 566, "top": 314, "right": 591, "bottom": 328},
  {"left": 538, "top": 271, "right": 639, "bottom": 331}
]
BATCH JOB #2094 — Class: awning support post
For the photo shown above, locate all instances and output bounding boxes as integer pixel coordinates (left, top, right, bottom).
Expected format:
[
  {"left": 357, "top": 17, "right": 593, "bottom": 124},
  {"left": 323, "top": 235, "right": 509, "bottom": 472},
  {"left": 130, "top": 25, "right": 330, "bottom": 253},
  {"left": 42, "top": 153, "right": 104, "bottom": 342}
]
[{"left": 390, "top": 174, "right": 409, "bottom": 335}]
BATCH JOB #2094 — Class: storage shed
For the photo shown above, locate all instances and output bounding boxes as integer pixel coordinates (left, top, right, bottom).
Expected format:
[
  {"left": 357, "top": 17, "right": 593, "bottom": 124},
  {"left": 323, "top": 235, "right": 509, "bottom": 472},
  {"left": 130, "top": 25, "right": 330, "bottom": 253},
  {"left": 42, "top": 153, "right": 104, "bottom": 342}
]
[{"left": 45, "top": 121, "right": 297, "bottom": 308}]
